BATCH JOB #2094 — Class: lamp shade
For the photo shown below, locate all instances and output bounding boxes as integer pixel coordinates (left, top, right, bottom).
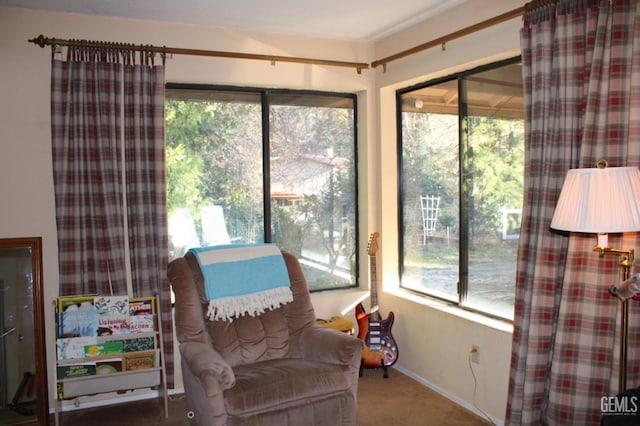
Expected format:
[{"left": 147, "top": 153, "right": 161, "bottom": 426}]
[{"left": 550, "top": 166, "right": 640, "bottom": 233}]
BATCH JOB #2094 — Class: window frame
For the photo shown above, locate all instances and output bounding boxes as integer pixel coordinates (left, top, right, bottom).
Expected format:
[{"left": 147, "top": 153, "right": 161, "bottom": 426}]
[
  {"left": 165, "top": 83, "right": 360, "bottom": 293},
  {"left": 396, "top": 56, "right": 522, "bottom": 320}
]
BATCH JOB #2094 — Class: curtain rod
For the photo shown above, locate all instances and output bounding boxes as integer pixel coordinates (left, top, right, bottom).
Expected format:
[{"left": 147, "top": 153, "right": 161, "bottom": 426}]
[
  {"left": 28, "top": 34, "right": 370, "bottom": 74},
  {"left": 371, "top": 6, "right": 526, "bottom": 71}
]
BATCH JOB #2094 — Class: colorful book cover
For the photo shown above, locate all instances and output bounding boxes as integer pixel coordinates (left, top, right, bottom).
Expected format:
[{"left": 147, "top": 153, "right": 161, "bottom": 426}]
[
  {"left": 123, "top": 336, "right": 155, "bottom": 353},
  {"left": 59, "top": 310, "right": 99, "bottom": 337},
  {"left": 95, "top": 359, "right": 123, "bottom": 375},
  {"left": 97, "top": 314, "right": 131, "bottom": 335},
  {"left": 57, "top": 296, "right": 95, "bottom": 338},
  {"left": 123, "top": 350, "right": 157, "bottom": 370},
  {"left": 129, "top": 298, "right": 154, "bottom": 315},
  {"left": 94, "top": 296, "right": 129, "bottom": 315},
  {"left": 57, "top": 337, "right": 97, "bottom": 360},
  {"left": 84, "top": 340, "right": 124, "bottom": 357},
  {"left": 57, "top": 363, "right": 96, "bottom": 379},
  {"left": 129, "top": 314, "right": 155, "bottom": 333}
]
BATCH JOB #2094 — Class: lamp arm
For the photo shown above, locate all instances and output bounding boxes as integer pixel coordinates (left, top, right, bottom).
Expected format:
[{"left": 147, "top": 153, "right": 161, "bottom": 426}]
[{"left": 596, "top": 247, "right": 634, "bottom": 277}]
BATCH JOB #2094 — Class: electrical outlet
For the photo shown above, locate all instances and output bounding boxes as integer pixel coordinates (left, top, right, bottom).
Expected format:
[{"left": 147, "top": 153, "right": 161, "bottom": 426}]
[{"left": 470, "top": 345, "right": 479, "bottom": 364}]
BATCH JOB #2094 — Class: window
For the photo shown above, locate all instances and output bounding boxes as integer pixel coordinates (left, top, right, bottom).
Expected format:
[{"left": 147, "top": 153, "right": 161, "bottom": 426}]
[
  {"left": 165, "top": 85, "right": 359, "bottom": 292},
  {"left": 398, "top": 58, "right": 523, "bottom": 320}
]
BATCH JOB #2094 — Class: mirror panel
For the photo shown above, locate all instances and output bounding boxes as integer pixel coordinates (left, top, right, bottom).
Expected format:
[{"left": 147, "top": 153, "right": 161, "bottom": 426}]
[{"left": 0, "top": 237, "right": 47, "bottom": 425}]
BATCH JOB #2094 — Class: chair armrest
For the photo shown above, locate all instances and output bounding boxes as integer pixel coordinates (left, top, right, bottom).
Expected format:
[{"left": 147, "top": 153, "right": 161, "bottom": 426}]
[
  {"left": 180, "top": 341, "right": 236, "bottom": 392},
  {"left": 298, "top": 324, "right": 363, "bottom": 366}
]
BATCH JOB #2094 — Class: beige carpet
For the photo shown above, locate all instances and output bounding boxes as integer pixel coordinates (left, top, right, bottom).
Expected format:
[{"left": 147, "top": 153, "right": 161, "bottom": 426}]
[
  {"left": 357, "top": 368, "right": 491, "bottom": 425},
  {"left": 50, "top": 368, "right": 491, "bottom": 425}
]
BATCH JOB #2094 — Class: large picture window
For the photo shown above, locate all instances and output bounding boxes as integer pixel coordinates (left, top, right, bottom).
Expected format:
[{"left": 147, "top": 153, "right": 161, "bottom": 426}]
[
  {"left": 398, "top": 57, "right": 523, "bottom": 320},
  {"left": 165, "top": 85, "right": 358, "bottom": 292}
]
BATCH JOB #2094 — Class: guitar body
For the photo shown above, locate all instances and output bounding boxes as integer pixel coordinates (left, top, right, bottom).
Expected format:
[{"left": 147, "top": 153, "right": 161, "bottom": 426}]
[
  {"left": 356, "top": 232, "right": 399, "bottom": 378},
  {"left": 356, "top": 303, "right": 398, "bottom": 369}
]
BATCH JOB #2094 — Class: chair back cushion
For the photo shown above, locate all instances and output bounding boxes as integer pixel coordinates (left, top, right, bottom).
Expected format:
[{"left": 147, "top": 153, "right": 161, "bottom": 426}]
[
  {"left": 205, "top": 307, "right": 289, "bottom": 366},
  {"left": 170, "top": 250, "right": 317, "bottom": 367},
  {"left": 184, "top": 251, "right": 294, "bottom": 367}
]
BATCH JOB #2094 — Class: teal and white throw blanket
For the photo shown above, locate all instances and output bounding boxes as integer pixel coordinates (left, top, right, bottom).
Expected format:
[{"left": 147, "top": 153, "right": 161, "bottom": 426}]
[{"left": 188, "top": 244, "right": 292, "bottom": 322}]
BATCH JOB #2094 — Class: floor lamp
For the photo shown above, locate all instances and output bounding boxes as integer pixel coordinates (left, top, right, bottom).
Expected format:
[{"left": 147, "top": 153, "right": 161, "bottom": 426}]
[{"left": 550, "top": 160, "right": 640, "bottom": 394}]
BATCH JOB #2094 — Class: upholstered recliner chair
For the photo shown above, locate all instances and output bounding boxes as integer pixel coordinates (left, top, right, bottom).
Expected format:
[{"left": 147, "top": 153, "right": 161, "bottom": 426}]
[{"left": 168, "top": 246, "right": 363, "bottom": 426}]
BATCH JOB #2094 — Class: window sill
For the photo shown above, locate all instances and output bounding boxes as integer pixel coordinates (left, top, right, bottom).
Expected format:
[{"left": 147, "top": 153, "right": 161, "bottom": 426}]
[{"left": 386, "top": 287, "right": 514, "bottom": 334}]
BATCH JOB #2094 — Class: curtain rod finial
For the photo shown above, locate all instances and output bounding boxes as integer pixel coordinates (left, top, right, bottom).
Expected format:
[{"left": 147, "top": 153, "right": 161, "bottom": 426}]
[{"left": 28, "top": 35, "right": 49, "bottom": 48}]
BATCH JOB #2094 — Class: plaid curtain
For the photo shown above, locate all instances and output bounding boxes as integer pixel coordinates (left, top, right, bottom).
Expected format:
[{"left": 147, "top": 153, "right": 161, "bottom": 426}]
[
  {"left": 507, "top": 1, "right": 640, "bottom": 424},
  {"left": 124, "top": 54, "right": 174, "bottom": 388},
  {"left": 51, "top": 47, "right": 173, "bottom": 387},
  {"left": 51, "top": 50, "right": 128, "bottom": 295}
]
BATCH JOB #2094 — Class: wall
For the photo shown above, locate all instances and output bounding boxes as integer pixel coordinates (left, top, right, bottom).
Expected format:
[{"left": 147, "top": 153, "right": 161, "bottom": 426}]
[{"left": 0, "top": 2, "right": 522, "bottom": 422}]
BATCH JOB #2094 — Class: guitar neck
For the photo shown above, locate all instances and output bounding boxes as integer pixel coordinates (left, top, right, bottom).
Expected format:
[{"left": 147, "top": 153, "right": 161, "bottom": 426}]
[{"left": 370, "top": 251, "right": 379, "bottom": 315}]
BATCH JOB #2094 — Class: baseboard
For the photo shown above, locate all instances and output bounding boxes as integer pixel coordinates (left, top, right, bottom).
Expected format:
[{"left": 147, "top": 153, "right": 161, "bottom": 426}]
[
  {"left": 392, "top": 366, "right": 504, "bottom": 426},
  {"left": 50, "top": 388, "right": 185, "bottom": 414}
]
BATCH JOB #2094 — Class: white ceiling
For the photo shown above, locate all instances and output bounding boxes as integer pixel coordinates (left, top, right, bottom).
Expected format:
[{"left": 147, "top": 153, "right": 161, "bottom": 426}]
[{"left": 0, "top": 0, "right": 467, "bottom": 42}]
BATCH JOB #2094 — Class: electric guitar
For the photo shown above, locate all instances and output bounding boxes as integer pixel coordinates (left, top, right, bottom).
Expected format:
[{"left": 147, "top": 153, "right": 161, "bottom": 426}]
[{"left": 356, "top": 232, "right": 398, "bottom": 377}]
